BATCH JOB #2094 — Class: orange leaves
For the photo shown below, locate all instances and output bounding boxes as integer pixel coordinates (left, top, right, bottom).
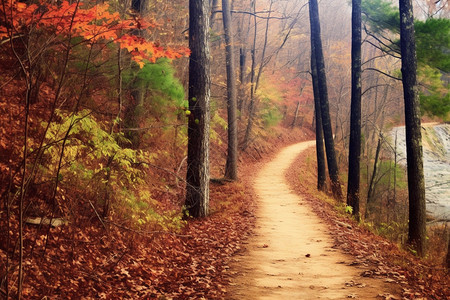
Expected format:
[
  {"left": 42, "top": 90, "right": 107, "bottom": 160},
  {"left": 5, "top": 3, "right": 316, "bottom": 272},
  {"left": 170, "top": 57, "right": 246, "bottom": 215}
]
[
  {"left": 116, "top": 34, "right": 190, "bottom": 65},
  {"left": 0, "top": 0, "right": 189, "bottom": 66}
]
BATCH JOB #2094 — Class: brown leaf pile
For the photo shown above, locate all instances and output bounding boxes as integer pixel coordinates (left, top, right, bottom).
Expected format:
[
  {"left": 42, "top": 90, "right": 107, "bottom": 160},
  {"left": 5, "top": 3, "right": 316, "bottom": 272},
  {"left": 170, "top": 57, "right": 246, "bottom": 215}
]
[{"left": 1, "top": 179, "right": 257, "bottom": 299}]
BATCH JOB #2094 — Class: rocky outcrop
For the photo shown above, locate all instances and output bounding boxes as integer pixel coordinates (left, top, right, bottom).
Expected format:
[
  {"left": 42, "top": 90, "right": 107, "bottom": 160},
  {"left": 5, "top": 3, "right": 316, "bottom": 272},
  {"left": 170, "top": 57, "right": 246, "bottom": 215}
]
[{"left": 391, "top": 124, "right": 450, "bottom": 221}]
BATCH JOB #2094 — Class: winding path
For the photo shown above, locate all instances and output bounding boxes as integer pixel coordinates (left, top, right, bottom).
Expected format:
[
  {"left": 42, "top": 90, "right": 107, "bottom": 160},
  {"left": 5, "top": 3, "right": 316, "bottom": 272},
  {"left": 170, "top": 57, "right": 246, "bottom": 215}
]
[{"left": 229, "top": 141, "right": 398, "bottom": 299}]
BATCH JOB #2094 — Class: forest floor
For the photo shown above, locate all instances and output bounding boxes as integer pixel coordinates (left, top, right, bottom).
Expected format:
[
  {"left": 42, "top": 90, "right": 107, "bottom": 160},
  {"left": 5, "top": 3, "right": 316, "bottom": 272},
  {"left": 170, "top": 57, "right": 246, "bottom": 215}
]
[
  {"left": 1, "top": 126, "right": 448, "bottom": 298},
  {"left": 228, "top": 141, "right": 401, "bottom": 299},
  {"left": 227, "top": 140, "right": 449, "bottom": 300}
]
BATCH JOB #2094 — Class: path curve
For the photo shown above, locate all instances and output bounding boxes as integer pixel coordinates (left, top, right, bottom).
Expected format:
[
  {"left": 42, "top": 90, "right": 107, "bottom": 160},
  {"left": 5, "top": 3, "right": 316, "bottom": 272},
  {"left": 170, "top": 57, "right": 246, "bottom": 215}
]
[{"left": 229, "top": 141, "right": 398, "bottom": 299}]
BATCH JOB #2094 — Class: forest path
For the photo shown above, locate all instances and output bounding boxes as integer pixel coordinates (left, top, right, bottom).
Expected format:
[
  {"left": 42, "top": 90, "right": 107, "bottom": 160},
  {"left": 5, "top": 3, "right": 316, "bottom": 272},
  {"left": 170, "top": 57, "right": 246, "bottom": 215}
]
[{"left": 228, "top": 141, "right": 398, "bottom": 299}]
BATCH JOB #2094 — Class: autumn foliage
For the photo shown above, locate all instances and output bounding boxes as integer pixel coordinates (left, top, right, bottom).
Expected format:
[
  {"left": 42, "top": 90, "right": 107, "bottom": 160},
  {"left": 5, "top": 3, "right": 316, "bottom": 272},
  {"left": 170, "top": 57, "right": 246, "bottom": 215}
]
[
  {"left": 0, "top": 0, "right": 189, "bottom": 66},
  {"left": 0, "top": 0, "right": 199, "bottom": 298},
  {"left": 1, "top": 0, "right": 448, "bottom": 299}
]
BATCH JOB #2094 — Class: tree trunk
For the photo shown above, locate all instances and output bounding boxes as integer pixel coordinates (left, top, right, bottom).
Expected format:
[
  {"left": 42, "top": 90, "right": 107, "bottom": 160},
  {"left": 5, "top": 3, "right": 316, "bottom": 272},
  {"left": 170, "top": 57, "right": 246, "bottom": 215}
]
[
  {"left": 366, "top": 134, "right": 382, "bottom": 215},
  {"left": 238, "top": 46, "right": 247, "bottom": 117},
  {"left": 239, "top": 47, "right": 246, "bottom": 85},
  {"left": 291, "top": 101, "right": 300, "bottom": 128},
  {"left": 185, "top": 0, "right": 211, "bottom": 218},
  {"left": 347, "top": 0, "right": 362, "bottom": 219},
  {"left": 243, "top": 0, "right": 274, "bottom": 150},
  {"left": 241, "top": 0, "right": 257, "bottom": 151},
  {"left": 309, "top": 0, "right": 343, "bottom": 200},
  {"left": 210, "top": 0, "right": 219, "bottom": 27},
  {"left": 222, "top": 0, "right": 238, "bottom": 180},
  {"left": 399, "top": 0, "right": 426, "bottom": 256},
  {"left": 310, "top": 44, "right": 326, "bottom": 191},
  {"left": 125, "top": 1, "right": 147, "bottom": 147},
  {"left": 393, "top": 131, "right": 398, "bottom": 208},
  {"left": 237, "top": 1, "right": 253, "bottom": 115},
  {"left": 446, "top": 232, "right": 450, "bottom": 269},
  {"left": 254, "top": 0, "right": 273, "bottom": 92}
]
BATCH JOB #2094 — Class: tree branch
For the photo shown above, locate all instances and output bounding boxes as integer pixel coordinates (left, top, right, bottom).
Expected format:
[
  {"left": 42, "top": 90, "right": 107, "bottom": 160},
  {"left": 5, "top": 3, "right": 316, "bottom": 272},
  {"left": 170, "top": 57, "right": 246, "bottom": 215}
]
[
  {"left": 212, "top": 10, "right": 289, "bottom": 20},
  {"left": 363, "top": 68, "right": 401, "bottom": 81},
  {"left": 361, "top": 83, "right": 392, "bottom": 97},
  {"left": 363, "top": 25, "right": 401, "bottom": 57}
]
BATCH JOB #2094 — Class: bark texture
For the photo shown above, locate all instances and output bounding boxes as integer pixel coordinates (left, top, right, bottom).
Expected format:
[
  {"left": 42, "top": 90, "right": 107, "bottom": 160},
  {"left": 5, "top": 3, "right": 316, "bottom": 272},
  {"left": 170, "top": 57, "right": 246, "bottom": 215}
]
[
  {"left": 310, "top": 42, "right": 326, "bottom": 191},
  {"left": 347, "top": 0, "right": 362, "bottom": 218},
  {"left": 309, "top": 0, "right": 343, "bottom": 199},
  {"left": 399, "top": 0, "right": 426, "bottom": 256},
  {"left": 185, "top": 0, "right": 211, "bottom": 218},
  {"left": 222, "top": 0, "right": 238, "bottom": 180}
]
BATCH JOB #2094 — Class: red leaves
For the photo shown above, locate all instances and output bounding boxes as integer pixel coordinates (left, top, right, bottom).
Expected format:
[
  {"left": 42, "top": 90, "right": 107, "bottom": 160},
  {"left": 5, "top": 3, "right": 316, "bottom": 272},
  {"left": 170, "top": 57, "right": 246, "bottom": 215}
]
[{"left": 0, "top": 0, "right": 189, "bottom": 67}]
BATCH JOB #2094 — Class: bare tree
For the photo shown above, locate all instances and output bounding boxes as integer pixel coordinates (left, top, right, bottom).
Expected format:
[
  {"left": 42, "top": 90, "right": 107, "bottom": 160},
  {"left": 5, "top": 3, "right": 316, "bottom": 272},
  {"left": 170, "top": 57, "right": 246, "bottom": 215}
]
[
  {"left": 243, "top": 0, "right": 273, "bottom": 150},
  {"left": 222, "top": 0, "right": 238, "bottom": 180},
  {"left": 309, "top": 0, "right": 343, "bottom": 200},
  {"left": 241, "top": 0, "right": 257, "bottom": 150}
]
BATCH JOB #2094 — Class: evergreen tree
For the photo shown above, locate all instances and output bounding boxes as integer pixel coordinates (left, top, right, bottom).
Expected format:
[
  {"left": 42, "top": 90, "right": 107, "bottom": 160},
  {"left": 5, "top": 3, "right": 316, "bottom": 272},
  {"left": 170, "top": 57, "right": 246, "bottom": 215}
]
[{"left": 362, "top": 0, "right": 450, "bottom": 119}]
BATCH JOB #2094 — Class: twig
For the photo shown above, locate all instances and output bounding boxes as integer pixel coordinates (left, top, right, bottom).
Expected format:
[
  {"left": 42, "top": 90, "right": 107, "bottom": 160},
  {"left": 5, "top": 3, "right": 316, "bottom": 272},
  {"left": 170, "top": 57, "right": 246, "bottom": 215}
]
[
  {"left": 176, "top": 156, "right": 187, "bottom": 187},
  {"left": 122, "top": 123, "right": 186, "bottom": 131},
  {"left": 88, "top": 199, "right": 108, "bottom": 230},
  {"left": 361, "top": 84, "right": 392, "bottom": 97},
  {"left": 213, "top": 9, "right": 289, "bottom": 20}
]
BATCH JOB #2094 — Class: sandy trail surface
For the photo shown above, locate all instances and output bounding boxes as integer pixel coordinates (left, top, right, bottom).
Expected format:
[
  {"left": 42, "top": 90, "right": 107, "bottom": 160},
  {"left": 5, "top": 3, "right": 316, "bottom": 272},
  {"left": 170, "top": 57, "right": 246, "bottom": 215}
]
[{"left": 229, "top": 141, "right": 399, "bottom": 299}]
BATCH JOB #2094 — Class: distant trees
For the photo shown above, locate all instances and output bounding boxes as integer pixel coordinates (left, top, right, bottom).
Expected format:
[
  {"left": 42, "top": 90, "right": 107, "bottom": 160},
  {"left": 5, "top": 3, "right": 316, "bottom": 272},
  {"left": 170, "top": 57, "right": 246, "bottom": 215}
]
[
  {"left": 185, "top": 0, "right": 211, "bottom": 218},
  {"left": 309, "top": 0, "right": 343, "bottom": 200},
  {"left": 399, "top": 0, "right": 426, "bottom": 256}
]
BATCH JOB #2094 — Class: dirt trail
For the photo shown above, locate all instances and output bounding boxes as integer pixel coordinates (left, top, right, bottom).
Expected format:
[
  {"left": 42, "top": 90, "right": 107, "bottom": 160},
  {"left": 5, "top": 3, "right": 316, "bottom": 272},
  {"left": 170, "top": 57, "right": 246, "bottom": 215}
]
[{"left": 229, "top": 141, "right": 399, "bottom": 299}]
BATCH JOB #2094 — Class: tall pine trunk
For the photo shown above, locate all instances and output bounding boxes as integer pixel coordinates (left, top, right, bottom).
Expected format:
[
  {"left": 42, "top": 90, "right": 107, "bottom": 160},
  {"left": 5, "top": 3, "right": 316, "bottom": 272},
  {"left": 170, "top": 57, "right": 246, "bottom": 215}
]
[
  {"left": 310, "top": 42, "right": 326, "bottom": 191},
  {"left": 347, "top": 0, "right": 362, "bottom": 218},
  {"left": 185, "top": 0, "right": 211, "bottom": 218},
  {"left": 309, "top": 0, "right": 343, "bottom": 200},
  {"left": 399, "top": 0, "right": 426, "bottom": 256},
  {"left": 222, "top": 0, "right": 238, "bottom": 180}
]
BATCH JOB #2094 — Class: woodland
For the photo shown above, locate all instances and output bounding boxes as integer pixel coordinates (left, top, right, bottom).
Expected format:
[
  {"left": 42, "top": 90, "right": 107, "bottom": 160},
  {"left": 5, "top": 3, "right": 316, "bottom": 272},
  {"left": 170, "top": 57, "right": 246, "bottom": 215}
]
[{"left": 0, "top": 0, "right": 449, "bottom": 299}]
